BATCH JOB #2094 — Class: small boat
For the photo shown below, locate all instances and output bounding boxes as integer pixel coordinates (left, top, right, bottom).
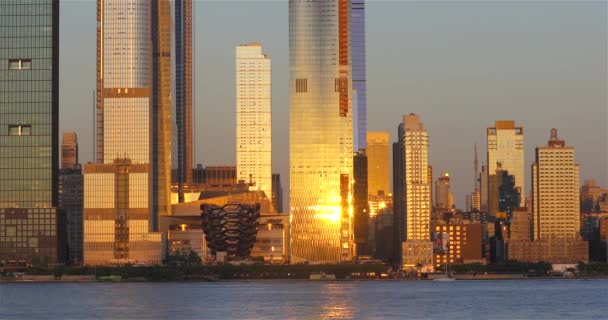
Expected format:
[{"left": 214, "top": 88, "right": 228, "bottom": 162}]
[
  {"left": 433, "top": 274, "right": 455, "bottom": 281},
  {"left": 309, "top": 272, "right": 336, "bottom": 280}
]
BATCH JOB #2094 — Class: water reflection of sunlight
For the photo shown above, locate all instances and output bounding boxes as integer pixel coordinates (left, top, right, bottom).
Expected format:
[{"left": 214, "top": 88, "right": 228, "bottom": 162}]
[{"left": 319, "top": 283, "right": 355, "bottom": 319}]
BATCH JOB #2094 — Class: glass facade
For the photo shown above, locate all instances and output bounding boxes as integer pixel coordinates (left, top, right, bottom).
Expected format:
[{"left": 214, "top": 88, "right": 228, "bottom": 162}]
[
  {"left": 84, "top": 0, "right": 168, "bottom": 264},
  {"left": 366, "top": 131, "right": 390, "bottom": 196},
  {"left": 487, "top": 120, "right": 525, "bottom": 217},
  {"left": 236, "top": 44, "right": 272, "bottom": 200},
  {"left": 289, "top": 0, "right": 353, "bottom": 262},
  {"left": 350, "top": 0, "right": 366, "bottom": 150},
  {"left": 174, "top": 0, "right": 193, "bottom": 188},
  {"left": 0, "top": 0, "right": 59, "bottom": 264}
]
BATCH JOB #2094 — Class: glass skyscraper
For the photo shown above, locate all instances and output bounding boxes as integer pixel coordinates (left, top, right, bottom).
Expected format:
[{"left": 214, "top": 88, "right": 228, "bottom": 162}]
[
  {"left": 175, "top": 0, "right": 193, "bottom": 195},
  {"left": 350, "top": 0, "right": 366, "bottom": 150},
  {"left": 84, "top": 0, "right": 168, "bottom": 265},
  {"left": 289, "top": 0, "right": 354, "bottom": 262},
  {"left": 0, "top": 0, "right": 60, "bottom": 265}
]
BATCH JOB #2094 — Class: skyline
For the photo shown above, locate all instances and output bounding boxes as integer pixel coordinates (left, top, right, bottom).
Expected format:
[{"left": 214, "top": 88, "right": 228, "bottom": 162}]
[{"left": 59, "top": 1, "right": 607, "bottom": 209}]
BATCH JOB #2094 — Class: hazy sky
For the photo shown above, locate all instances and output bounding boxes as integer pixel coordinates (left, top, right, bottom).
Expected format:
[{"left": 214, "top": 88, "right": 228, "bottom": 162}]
[{"left": 60, "top": 0, "right": 607, "bottom": 209}]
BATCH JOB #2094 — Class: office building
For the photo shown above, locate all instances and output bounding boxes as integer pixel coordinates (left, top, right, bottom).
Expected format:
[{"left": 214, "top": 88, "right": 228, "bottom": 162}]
[
  {"left": 251, "top": 214, "right": 290, "bottom": 263},
  {"left": 509, "top": 207, "right": 531, "bottom": 241},
  {"left": 353, "top": 150, "right": 369, "bottom": 256},
  {"left": 59, "top": 166, "right": 84, "bottom": 264},
  {"left": 351, "top": 0, "right": 366, "bottom": 150},
  {"left": 0, "top": 0, "right": 60, "bottom": 265},
  {"left": 480, "top": 164, "right": 488, "bottom": 212},
  {"left": 84, "top": 0, "right": 171, "bottom": 265},
  {"left": 487, "top": 121, "right": 524, "bottom": 217},
  {"left": 432, "top": 220, "right": 483, "bottom": 269},
  {"left": 367, "top": 131, "right": 390, "bottom": 196},
  {"left": 61, "top": 132, "right": 79, "bottom": 170},
  {"left": 396, "top": 114, "right": 433, "bottom": 270},
  {"left": 509, "top": 129, "right": 587, "bottom": 264},
  {"left": 289, "top": 0, "right": 354, "bottom": 262},
  {"left": 435, "top": 172, "right": 453, "bottom": 210},
  {"left": 392, "top": 140, "right": 405, "bottom": 266},
  {"left": 175, "top": 0, "right": 194, "bottom": 192},
  {"left": 532, "top": 129, "right": 581, "bottom": 240},
  {"left": 236, "top": 43, "right": 272, "bottom": 199}
]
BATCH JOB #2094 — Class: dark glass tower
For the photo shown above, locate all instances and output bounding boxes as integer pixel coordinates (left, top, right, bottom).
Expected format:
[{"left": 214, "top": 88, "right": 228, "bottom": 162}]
[
  {"left": 0, "top": 0, "right": 60, "bottom": 265},
  {"left": 351, "top": 0, "right": 366, "bottom": 150},
  {"left": 175, "top": 0, "right": 194, "bottom": 202}
]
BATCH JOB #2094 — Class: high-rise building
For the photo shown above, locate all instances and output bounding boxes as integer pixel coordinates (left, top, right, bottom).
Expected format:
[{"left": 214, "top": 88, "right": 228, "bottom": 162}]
[
  {"left": 508, "top": 129, "right": 588, "bottom": 264},
  {"left": 236, "top": 43, "right": 272, "bottom": 199},
  {"left": 367, "top": 132, "right": 390, "bottom": 196},
  {"left": 396, "top": 114, "right": 433, "bottom": 270},
  {"left": 0, "top": 0, "right": 60, "bottom": 265},
  {"left": 353, "top": 150, "right": 369, "bottom": 256},
  {"left": 85, "top": 0, "right": 170, "bottom": 265},
  {"left": 289, "top": 0, "right": 354, "bottom": 262},
  {"left": 59, "top": 166, "right": 83, "bottom": 264},
  {"left": 435, "top": 172, "right": 453, "bottom": 210},
  {"left": 532, "top": 129, "right": 580, "bottom": 240},
  {"left": 272, "top": 174, "right": 283, "bottom": 213},
  {"left": 61, "top": 132, "right": 79, "bottom": 170},
  {"left": 351, "top": 0, "right": 366, "bottom": 150},
  {"left": 392, "top": 140, "right": 405, "bottom": 266},
  {"left": 487, "top": 121, "right": 524, "bottom": 217},
  {"left": 175, "top": 0, "right": 194, "bottom": 194}
]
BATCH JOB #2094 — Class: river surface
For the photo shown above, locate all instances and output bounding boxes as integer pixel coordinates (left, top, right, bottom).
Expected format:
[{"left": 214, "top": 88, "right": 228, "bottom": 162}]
[{"left": 0, "top": 280, "right": 606, "bottom": 319}]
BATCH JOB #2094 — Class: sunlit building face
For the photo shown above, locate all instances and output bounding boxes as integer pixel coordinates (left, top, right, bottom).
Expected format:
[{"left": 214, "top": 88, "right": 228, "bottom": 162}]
[
  {"left": 236, "top": 44, "right": 272, "bottom": 201},
  {"left": 289, "top": 0, "right": 354, "bottom": 262},
  {"left": 487, "top": 120, "right": 525, "bottom": 200},
  {"left": 0, "top": 0, "right": 59, "bottom": 264}
]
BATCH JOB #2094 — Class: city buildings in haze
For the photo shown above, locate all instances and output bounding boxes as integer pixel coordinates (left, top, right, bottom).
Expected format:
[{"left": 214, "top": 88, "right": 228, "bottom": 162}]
[
  {"left": 289, "top": 0, "right": 354, "bottom": 262},
  {"left": 0, "top": 0, "right": 60, "bottom": 265},
  {"left": 236, "top": 43, "right": 272, "bottom": 199},
  {"left": 61, "top": 132, "right": 79, "bottom": 170}
]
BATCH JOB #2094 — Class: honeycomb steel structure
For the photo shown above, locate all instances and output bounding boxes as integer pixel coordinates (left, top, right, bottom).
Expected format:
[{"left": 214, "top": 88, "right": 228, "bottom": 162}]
[{"left": 201, "top": 203, "right": 261, "bottom": 258}]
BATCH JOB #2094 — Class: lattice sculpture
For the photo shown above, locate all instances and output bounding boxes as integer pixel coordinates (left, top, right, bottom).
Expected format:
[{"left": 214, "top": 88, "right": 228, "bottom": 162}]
[{"left": 200, "top": 203, "right": 261, "bottom": 258}]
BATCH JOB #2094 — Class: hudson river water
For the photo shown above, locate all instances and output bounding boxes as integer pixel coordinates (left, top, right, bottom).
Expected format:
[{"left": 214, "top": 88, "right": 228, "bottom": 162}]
[{"left": 1, "top": 280, "right": 606, "bottom": 319}]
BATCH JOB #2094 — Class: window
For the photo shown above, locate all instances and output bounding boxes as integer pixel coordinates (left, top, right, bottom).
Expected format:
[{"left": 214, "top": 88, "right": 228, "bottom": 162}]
[
  {"left": 8, "top": 59, "right": 32, "bottom": 70},
  {"left": 8, "top": 125, "right": 32, "bottom": 136},
  {"left": 295, "top": 78, "right": 307, "bottom": 93}
]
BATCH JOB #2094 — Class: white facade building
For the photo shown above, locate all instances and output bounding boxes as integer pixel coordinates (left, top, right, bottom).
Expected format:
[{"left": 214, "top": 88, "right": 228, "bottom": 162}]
[{"left": 236, "top": 43, "right": 272, "bottom": 202}]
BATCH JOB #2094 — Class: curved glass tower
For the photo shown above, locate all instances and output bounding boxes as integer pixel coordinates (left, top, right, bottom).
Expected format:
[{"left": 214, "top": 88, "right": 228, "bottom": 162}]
[{"left": 289, "top": 0, "right": 353, "bottom": 262}]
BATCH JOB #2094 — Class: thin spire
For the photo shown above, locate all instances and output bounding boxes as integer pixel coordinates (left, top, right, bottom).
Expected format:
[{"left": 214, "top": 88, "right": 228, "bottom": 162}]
[{"left": 474, "top": 143, "right": 479, "bottom": 192}]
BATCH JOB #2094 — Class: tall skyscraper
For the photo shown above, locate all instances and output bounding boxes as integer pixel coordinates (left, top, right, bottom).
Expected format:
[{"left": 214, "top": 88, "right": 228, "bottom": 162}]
[
  {"left": 480, "top": 164, "right": 488, "bottom": 211},
  {"left": 61, "top": 132, "right": 79, "bottom": 170},
  {"left": 289, "top": 0, "right": 354, "bottom": 262},
  {"left": 532, "top": 129, "right": 580, "bottom": 240},
  {"left": 0, "top": 0, "right": 60, "bottom": 265},
  {"left": 84, "top": 0, "right": 170, "bottom": 265},
  {"left": 367, "top": 131, "right": 390, "bottom": 196},
  {"left": 175, "top": 0, "right": 193, "bottom": 193},
  {"left": 487, "top": 120, "right": 524, "bottom": 217},
  {"left": 435, "top": 172, "right": 453, "bottom": 210},
  {"left": 396, "top": 114, "right": 433, "bottom": 270},
  {"left": 351, "top": 0, "right": 366, "bottom": 150},
  {"left": 236, "top": 43, "right": 272, "bottom": 200}
]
